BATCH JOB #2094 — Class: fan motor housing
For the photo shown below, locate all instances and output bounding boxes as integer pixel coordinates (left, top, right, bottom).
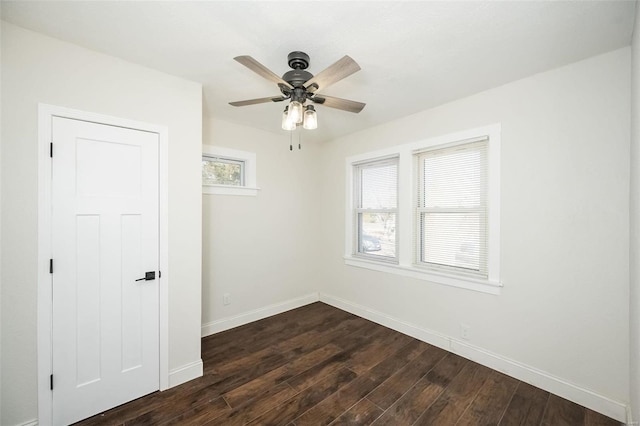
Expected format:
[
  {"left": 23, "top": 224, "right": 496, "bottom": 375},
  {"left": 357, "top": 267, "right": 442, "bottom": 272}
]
[{"left": 282, "top": 69, "right": 313, "bottom": 88}]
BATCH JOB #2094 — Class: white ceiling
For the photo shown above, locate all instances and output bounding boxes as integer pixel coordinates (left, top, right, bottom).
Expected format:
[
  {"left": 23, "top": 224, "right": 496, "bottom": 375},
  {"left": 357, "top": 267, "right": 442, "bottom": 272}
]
[{"left": 1, "top": 1, "right": 636, "bottom": 142}]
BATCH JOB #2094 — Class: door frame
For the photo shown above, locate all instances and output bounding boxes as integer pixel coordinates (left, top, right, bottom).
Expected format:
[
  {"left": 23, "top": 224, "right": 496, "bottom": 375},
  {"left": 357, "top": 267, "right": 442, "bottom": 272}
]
[{"left": 37, "top": 104, "right": 170, "bottom": 425}]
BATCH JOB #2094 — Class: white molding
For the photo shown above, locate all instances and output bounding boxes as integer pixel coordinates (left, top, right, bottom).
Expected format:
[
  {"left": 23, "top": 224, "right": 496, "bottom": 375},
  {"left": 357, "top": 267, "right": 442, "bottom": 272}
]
[
  {"left": 37, "top": 104, "right": 170, "bottom": 424},
  {"left": 201, "top": 293, "right": 320, "bottom": 337},
  {"left": 202, "top": 185, "right": 260, "bottom": 196},
  {"left": 627, "top": 405, "right": 638, "bottom": 426},
  {"left": 13, "top": 420, "right": 39, "bottom": 426},
  {"left": 168, "top": 359, "right": 203, "bottom": 388},
  {"left": 319, "top": 292, "right": 629, "bottom": 424}
]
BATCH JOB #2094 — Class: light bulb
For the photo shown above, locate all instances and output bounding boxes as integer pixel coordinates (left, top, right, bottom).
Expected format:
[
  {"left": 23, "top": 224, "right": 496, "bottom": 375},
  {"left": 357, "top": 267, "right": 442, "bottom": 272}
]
[
  {"left": 281, "top": 106, "right": 295, "bottom": 130},
  {"left": 303, "top": 105, "right": 317, "bottom": 130},
  {"left": 288, "top": 101, "right": 303, "bottom": 124}
]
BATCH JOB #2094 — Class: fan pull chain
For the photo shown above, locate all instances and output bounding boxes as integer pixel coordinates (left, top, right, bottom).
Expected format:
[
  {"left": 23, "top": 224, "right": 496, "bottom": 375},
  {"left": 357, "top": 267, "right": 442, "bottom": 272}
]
[
  {"left": 289, "top": 129, "right": 293, "bottom": 151},
  {"left": 298, "top": 130, "right": 302, "bottom": 150}
]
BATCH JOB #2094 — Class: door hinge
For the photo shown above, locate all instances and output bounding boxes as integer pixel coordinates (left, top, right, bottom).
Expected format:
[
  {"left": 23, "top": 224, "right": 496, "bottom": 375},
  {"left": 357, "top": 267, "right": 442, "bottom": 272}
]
[
  {"left": 50, "top": 374, "right": 53, "bottom": 390},
  {"left": 159, "top": 271, "right": 162, "bottom": 278},
  {"left": 50, "top": 142, "right": 53, "bottom": 158},
  {"left": 49, "top": 259, "right": 53, "bottom": 274}
]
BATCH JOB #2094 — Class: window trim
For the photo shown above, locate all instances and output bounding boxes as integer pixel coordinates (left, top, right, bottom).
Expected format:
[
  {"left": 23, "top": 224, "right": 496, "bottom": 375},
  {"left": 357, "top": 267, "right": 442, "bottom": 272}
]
[
  {"left": 345, "top": 124, "right": 501, "bottom": 295},
  {"left": 202, "top": 145, "right": 259, "bottom": 196}
]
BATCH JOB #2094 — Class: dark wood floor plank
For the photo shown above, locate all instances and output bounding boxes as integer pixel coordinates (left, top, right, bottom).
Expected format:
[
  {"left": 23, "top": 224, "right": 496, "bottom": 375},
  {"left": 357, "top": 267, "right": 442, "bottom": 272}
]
[
  {"left": 122, "top": 383, "right": 226, "bottom": 425},
  {"left": 293, "top": 335, "right": 429, "bottom": 425},
  {"left": 414, "top": 361, "right": 492, "bottom": 425},
  {"left": 330, "top": 319, "right": 388, "bottom": 351},
  {"left": 207, "top": 382, "right": 298, "bottom": 426},
  {"left": 73, "top": 303, "right": 620, "bottom": 426},
  {"left": 541, "top": 394, "right": 585, "bottom": 426},
  {"left": 329, "top": 398, "right": 384, "bottom": 425},
  {"left": 425, "top": 352, "right": 469, "bottom": 387},
  {"left": 364, "top": 338, "right": 432, "bottom": 385},
  {"left": 456, "top": 370, "right": 519, "bottom": 425},
  {"left": 286, "top": 350, "right": 353, "bottom": 393},
  {"left": 223, "top": 343, "right": 343, "bottom": 407},
  {"left": 157, "top": 396, "right": 231, "bottom": 425},
  {"left": 371, "top": 377, "right": 445, "bottom": 425},
  {"left": 247, "top": 367, "right": 358, "bottom": 425},
  {"left": 372, "top": 352, "right": 468, "bottom": 425},
  {"left": 499, "top": 381, "right": 550, "bottom": 426},
  {"left": 294, "top": 375, "right": 378, "bottom": 426},
  {"left": 366, "top": 343, "right": 447, "bottom": 409},
  {"left": 584, "top": 409, "right": 621, "bottom": 426},
  {"left": 344, "top": 327, "right": 414, "bottom": 374}
]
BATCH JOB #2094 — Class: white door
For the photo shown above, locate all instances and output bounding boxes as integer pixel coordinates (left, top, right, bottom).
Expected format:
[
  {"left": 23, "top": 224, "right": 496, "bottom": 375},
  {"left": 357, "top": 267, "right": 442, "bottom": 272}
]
[{"left": 51, "top": 117, "right": 160, "bottom": 425}]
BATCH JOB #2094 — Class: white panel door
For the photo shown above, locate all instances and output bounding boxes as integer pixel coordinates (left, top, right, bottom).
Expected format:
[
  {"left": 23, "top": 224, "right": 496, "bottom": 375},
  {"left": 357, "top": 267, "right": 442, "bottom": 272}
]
[{"left": 51, "top": 117, "right": 160, "bottom": 425}]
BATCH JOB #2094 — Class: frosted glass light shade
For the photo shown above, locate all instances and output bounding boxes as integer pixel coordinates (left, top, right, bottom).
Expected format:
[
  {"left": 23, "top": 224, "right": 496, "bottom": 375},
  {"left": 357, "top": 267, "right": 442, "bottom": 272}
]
[
  {"left": 303, "top": 106, "right": 317, "bottom": 130},
  {"left": 281, "top": 107, "right": 295, "bottom": 130},
  {"left": 288, "top": 101, "right": 303, "bottom": 124}
]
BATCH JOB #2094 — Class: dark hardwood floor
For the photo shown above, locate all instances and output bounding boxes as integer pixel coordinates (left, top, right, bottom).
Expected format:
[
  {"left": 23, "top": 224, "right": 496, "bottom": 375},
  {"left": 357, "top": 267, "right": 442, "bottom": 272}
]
[{"left": 75, "top": 302, "right": 620, "bottom": 425}]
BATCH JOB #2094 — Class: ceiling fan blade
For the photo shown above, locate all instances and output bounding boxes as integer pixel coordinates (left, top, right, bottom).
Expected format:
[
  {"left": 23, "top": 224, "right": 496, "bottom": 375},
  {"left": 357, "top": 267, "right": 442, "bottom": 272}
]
[
  {"left": 229, "top": 96, "right": 287, "bottom": 107},
  {"left": 234, "top": 56, "right": 293, "bottom": 90},
  {"left": 310, "top": 94, "right": 365, "bottom": 113},
  {"left": 304, "top": 56, "right": 361, "bottom": 93}
]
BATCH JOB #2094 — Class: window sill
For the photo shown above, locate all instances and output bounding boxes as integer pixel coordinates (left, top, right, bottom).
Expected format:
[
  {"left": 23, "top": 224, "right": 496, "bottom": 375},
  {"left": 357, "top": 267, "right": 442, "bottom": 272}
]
[
  {"left": 344, "top": 256, "right": 502, "bottom": 295},
  {"left": 202, "top": 185, "right": 260, "bottom": 196}
]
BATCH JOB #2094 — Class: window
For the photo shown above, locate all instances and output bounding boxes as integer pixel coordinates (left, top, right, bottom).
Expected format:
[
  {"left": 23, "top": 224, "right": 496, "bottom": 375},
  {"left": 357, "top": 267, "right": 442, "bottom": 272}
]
[
  {"left": 202, "top": 145, "right": 258, "bottom": 196},
  {"left": 345, "top": 124, "right": 501, "bottom": 294},
  {"left": 202, "top": 156, "right": 244, "bottom": 186},
  {"left": 416, "top": 139, "right": 488, "bottom": 277},
  {"left": 353, "top": 157, "right": 398, "bottom": 262}
]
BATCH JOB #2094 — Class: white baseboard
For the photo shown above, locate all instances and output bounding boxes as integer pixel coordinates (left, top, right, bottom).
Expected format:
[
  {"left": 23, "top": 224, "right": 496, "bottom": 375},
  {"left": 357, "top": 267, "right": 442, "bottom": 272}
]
[
  {"left": 168, "top": 359, "right": 203, "bottom": 388},
  {"left": 201, "top": 292, "right": 320, "bottom": 337},
  {"left": 319, "top": 292, "right": 629, "bottom": 424},
  {"left": 14, "top": 420, "right": 38, "bottom": 426}
]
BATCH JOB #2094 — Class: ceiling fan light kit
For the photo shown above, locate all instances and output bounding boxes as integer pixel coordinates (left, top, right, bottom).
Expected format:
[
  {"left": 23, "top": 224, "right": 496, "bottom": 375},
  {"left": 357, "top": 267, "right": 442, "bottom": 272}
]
[{"left": 229, "top": 51, "right": 365, "bottom": 132}]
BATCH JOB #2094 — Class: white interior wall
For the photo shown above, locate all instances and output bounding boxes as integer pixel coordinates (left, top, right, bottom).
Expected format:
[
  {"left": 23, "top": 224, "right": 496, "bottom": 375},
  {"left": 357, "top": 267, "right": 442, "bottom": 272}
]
[
  {"left": 318, "top": 48, "right": 631, "bottom": 416},
  {"left": 0, "top": 22, "right": 203, "bottom": 426},
  {"left": 629, "top": 2, "right": 640, "bottom": 423},
  {"left": 0, "top": 16, "right": 3, "bottom": 426},
  {"left": 201, "top": 118, "right": 321, "bottom": 334}
]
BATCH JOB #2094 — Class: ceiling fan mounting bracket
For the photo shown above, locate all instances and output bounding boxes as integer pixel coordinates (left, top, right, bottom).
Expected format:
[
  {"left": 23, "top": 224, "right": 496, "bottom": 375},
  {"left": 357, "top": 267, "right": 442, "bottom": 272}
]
[{"left": 287, "top": 51, "right": 310, "bottom": 70}]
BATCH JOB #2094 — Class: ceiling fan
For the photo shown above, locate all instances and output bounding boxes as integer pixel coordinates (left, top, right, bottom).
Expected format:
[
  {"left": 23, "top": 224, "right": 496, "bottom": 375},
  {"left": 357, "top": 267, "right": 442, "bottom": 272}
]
[{"left": 229, "top": 51, "right": 365, "bottom": 130}]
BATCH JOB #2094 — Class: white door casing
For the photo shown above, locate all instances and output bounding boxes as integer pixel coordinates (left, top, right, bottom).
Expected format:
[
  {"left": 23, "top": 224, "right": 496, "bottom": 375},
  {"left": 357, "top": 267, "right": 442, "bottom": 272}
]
[{"left": 37, "top": 105, "right": 170, "bottom": 426}]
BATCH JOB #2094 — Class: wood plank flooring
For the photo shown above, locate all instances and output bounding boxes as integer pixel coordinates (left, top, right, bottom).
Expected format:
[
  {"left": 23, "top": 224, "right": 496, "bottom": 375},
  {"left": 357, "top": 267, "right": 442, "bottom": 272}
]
[{"left": 75, "top": 302, "right": 620, "bottom": 426}]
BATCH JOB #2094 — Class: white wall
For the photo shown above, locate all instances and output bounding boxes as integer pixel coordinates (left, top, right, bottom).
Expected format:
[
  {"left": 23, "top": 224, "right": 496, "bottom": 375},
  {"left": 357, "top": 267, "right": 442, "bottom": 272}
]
[
  {"left": 319, "top": 48, "right": 631, "bottom": 417},
  {"left": 1, "top": 22, "right": 203, "bottom": 426},
  {"left": 0, "top": 16, "right": 4, "bottom": 426},
  {"left": 201, "top": 118, "right": 321, "bottom": 334},
  {"left": 629, "top": 1, "right": 640, "bottom": 423}
]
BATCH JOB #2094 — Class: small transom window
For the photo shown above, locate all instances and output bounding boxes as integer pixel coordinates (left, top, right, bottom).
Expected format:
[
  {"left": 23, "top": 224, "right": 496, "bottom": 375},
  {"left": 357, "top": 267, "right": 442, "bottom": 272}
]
[{"left": 202, "top": 156, "right": 245, "bottom": 187}]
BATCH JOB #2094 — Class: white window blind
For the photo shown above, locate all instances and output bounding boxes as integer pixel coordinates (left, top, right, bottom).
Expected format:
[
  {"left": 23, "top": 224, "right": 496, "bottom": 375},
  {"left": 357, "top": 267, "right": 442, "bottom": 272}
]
[
  {"left": 416, "top": 139, "right": 488, "bottom": 277},
  {"left": 354, "top": 157, "right": 398, "bottom": 261}
]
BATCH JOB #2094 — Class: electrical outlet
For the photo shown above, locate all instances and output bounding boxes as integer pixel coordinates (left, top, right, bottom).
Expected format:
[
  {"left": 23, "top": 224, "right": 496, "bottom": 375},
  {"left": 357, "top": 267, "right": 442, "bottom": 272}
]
[
  {"left": 460, "top": 323, "right": 470, "bottom": 340},
  {"left": 223, "top": 293, "right": 231, "bottom": 306}
]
